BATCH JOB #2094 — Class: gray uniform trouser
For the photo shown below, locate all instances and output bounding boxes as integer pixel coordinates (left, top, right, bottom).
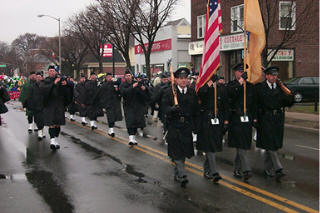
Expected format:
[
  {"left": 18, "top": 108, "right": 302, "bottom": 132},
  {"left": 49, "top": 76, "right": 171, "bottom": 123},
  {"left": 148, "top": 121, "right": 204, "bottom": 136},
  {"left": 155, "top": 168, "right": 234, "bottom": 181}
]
[
  {"left": 204, "top": 152, "right": 219, "bottom": 175},
  {"left": 174, "top": 158, "right": 187, "bottom": 177},
  {"left": 234, "top": 148, "right": 251, "bottom": 172},
  {"left": 264, "top": 150, "right": 283, "bottom": 171}
]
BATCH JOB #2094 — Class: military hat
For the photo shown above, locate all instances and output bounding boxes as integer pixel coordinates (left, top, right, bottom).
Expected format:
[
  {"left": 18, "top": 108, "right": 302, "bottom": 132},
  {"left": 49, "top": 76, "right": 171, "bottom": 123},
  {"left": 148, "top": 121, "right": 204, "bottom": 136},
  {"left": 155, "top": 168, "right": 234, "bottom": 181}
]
[
  {"left": 160, "top": 72, "right": 168, "bottom": 78},
  {"left": 36, "top": 71, "right": 43, "bottom": 76},
  {"left": 218, "top": 75, "right": 225, "bottom": 80},
  {"left": 90, "top": 72, "right": 96, "bottom": 76},
  {"left": 30, "top": 71, "right": 36, "bottom": 75},
  {"left": 174, "top": 67, "right": 190, "bottom": 78},
  {"left": 264, "top": 66, "right": 279, "bottom": 75},
  {"left": 125, "top": 69, "right": 132, "bottom": 75},
  {"left": 80, "top": 73, "right": 86, "bottom": 78},
  {"left": 48, "top": 65, "right": 55, "bottom": 70},
  {"left": 232, "top": 63, "right": 247, "bottom": 72}
]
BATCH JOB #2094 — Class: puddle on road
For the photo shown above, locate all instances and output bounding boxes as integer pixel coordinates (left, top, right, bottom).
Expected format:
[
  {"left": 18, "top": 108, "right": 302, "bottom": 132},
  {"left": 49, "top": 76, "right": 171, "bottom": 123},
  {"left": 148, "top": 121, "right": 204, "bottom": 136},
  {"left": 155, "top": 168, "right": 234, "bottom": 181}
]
[
  {"left": 61, "top": 131, "right": 148, "bottom": 183},
  {"left": 25, "top": 170, "right": 74, "bottom": 213}
]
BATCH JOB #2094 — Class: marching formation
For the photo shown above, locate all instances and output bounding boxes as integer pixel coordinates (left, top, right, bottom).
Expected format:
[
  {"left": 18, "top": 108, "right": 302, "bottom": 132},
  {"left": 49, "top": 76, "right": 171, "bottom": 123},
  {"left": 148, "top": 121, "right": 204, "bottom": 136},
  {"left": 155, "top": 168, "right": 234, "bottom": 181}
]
[{"left": 6, "top": 63, "right": 294, "bottom": 188}]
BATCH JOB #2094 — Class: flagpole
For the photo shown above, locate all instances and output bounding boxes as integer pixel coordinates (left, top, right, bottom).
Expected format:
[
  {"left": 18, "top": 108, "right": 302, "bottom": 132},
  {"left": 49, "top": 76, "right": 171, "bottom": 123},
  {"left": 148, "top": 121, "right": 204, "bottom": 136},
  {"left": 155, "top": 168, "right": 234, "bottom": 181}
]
[
  {"left": 214, "top": 81, "right": 217, "bottom": 117},
  {"left": 243, "top": 0, "right": 248, "bottom": 116}
]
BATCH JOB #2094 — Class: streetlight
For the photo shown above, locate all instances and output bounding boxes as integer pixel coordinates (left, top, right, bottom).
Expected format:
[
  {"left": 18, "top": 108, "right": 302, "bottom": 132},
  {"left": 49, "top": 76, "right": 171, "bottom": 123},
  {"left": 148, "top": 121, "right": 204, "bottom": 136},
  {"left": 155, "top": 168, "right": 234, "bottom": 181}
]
[{"left": 37, "top": 14, "right": 61, "bottom": 73}]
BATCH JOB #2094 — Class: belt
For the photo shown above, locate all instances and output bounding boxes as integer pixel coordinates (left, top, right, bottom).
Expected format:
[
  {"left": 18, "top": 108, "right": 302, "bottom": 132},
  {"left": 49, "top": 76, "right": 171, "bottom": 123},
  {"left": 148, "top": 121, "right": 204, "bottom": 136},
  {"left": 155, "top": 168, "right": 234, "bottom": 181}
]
[{"left": 265, "top": 109, "right": 282, "bottom": 115}]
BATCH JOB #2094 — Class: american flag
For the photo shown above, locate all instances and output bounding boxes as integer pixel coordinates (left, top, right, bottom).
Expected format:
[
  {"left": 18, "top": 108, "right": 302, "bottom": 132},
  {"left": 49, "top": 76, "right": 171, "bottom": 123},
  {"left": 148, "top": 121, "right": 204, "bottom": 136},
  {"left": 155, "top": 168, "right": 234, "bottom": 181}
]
[{"left": 196, "top": 0, "right": 222, "bottom": 91}]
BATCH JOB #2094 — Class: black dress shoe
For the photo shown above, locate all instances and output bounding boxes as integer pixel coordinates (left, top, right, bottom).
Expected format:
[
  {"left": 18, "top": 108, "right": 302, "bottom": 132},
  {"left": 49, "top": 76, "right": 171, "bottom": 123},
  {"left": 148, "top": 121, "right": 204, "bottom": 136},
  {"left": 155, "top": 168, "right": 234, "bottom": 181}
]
[
  {"left": 264, "top": 170, "right": 274, "bottom": 177},
  {"left": 81, "top": 122, "right": 87, "bottom": 126},
  {"left": 91, "top": 126, "right": 97, "bottom": 130},
  {"left": 275, "top": 169, "right": 286, "bottom": 182},
  {"left": 233, "top": 170, "right": 242, "bottom": 178},
  {"left": 28, "top": 129, "right": 33, "bottom": 133},
  {"left": 108, "top": 133, "right": 115, "bottom": 137},
  {"left": 204, "top": 172, "right": 213, "bottom": 180},
  {"left": 175, "top": 175, "right": 188, "bottom": 188},
  {"left": 243, "top": 171, "right": 252, "bottom": 182},
  {"left": 212, "top": 173, "right": 222, "bottom": 183},
  {"left": 70, "top": 118, "right": 75, "bottom": 121}
]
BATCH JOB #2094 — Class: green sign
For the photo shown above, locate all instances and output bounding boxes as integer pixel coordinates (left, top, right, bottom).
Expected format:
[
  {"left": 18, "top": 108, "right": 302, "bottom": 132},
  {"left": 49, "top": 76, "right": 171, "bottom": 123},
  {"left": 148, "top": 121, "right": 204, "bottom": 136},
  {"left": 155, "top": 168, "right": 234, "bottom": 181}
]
[{"left": 0, "top": 64, "right": 6, "bottom": 68}]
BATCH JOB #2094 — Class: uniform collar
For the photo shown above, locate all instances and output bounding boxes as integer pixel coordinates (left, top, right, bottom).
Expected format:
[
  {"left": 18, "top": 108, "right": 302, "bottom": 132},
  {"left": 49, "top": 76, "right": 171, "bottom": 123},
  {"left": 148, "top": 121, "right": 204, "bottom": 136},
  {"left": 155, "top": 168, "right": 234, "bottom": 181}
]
[
  {"left": 177, "top": 85, "right": 187, "bottom": 94},
  {"left": 266, "top": 80, "right": 276, "bottom": 89}
]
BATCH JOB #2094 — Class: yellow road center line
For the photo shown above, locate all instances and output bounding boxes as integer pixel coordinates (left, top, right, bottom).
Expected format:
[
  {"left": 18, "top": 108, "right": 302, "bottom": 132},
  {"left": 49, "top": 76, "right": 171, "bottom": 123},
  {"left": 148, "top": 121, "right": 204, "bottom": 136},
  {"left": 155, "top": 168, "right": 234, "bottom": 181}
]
[
  {"left": 69, "top": 120, "right": 319, "bottom": 213},
  {"left": 114, "top": 134, "right": 319, "bottom": 213}
]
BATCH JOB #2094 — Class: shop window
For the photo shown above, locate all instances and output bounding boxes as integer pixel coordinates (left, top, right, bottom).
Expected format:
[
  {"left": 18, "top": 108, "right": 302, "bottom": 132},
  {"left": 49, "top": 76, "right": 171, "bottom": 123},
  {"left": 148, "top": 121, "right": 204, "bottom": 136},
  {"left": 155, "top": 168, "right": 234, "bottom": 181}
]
[
  {"left": 197, "top": 14, "right": 206, "bottom": 39},
  {"left": 279, "top": 1, "right": 296, "bottom": 30},
  {"left": 231, "top": 4, "right": 244, "bottom": 33}
]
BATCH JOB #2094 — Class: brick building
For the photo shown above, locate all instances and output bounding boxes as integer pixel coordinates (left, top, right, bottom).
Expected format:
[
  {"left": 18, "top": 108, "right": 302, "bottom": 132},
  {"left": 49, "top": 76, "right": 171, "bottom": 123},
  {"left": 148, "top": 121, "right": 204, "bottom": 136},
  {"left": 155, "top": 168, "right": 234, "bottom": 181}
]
[{"left": 189, "top": 0, "right": 319, "bottom": 82}]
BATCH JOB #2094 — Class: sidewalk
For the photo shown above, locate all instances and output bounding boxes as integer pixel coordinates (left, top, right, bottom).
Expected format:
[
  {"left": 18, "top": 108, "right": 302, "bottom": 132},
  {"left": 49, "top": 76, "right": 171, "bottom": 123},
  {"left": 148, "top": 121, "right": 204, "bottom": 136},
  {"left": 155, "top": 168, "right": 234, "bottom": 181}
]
[{"left": 285, "top": 111, "right": 319, "bottom": 131}]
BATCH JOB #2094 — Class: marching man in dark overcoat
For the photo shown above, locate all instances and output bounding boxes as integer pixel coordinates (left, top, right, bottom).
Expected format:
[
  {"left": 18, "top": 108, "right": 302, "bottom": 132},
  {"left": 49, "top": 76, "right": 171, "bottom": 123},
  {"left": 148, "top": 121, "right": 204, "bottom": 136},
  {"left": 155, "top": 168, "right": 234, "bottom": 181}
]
[
  {"left": 227, "top": 63, "right": 257, "bottom": 182},
  {"left": 40, "top": 66, "right": 73, "bottom": 150},
  {"left": 120, "top": 70, "right": 149, "bottom": 145},
  {"left": 99, "top": 73, "right": 123, "bottom": 137},
  {"left": 74, "top": 74, "right": 88, "bottom": 125},
  {"left": 162, "top": 67, "right": 200, "bottom": 187},
  {"left": 28, "top": 72, "right": 45, "bottom": 140},
  {"left": 197, "top": 74, "right": 229, "bottom": 183},
  {"left": 255, "top": 66, "right": 294, "bottom": 182},
  {"left": 84, "top": 72, "right": 103, "bottom": 130}
]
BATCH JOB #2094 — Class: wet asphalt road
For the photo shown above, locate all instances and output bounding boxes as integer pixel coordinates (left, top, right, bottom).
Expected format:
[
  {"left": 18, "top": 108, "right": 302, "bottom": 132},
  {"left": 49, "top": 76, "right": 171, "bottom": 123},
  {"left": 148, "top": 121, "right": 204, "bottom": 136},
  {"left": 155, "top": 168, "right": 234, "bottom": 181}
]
[{"left": 0, "top": 101, "right": 319, "bottom": 213}]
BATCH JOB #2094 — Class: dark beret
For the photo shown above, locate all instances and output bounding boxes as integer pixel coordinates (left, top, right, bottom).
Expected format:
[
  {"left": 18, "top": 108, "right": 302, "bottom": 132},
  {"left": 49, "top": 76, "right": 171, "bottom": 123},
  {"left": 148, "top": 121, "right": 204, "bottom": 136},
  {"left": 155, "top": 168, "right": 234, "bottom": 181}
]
[
  {"left": 174, "top": 67, "right": 190, "bottom": 78},
  {"left": 30, "top": 71, "right": 36, "bottom": 75},
  {"left": 90, "top": 72, "right": 96, "bottom": 76},
  {"left": 264, "top": 66, "right": 279, "bottom": 75}
]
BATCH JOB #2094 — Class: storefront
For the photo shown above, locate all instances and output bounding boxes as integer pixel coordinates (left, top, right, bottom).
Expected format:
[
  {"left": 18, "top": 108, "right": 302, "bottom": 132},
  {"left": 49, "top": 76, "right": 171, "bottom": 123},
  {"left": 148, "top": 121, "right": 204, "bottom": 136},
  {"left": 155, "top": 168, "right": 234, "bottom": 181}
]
[
  {"left": 134, "top": 19, "right": 192, "bottom": 76},
  {"left": 268, "top": 49, "right": 294, "bottom": 81}
]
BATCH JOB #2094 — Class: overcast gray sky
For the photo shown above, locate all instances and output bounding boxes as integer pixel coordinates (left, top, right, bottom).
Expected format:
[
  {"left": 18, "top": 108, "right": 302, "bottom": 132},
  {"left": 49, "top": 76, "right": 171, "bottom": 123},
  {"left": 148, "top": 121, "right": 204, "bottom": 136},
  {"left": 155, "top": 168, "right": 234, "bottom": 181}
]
[{"left": 0, "top": 0, "right": 190, "bottom": 44}]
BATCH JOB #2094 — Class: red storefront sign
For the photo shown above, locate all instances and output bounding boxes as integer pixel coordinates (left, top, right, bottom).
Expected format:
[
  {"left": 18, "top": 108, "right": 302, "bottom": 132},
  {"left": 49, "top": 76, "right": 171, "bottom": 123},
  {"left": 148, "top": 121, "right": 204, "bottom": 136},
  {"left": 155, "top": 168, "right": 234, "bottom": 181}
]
[
  {"left": 100, "top": 44, "right": 113, "bottom": 57},
  {"left": 135, "top": 39, "right": 172, "bottom": 54}
]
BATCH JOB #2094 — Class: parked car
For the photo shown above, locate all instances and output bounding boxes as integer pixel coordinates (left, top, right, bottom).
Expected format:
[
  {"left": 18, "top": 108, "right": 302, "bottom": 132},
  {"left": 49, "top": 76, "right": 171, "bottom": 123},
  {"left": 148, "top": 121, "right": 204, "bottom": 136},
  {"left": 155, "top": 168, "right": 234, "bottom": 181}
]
[{"left": 284, "top": 77, "right": 319, "bottom": 103}]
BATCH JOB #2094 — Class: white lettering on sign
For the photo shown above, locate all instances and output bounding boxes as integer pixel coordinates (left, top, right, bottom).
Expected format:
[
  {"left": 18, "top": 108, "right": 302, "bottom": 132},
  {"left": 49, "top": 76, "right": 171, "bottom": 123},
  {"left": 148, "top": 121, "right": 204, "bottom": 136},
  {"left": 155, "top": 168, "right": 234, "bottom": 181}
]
[
  {"left": 268, "top": 49, "right": 294, "bottom": 61},
  {"left": 135, "top": 39, "right": 172, "bottom": 54}
]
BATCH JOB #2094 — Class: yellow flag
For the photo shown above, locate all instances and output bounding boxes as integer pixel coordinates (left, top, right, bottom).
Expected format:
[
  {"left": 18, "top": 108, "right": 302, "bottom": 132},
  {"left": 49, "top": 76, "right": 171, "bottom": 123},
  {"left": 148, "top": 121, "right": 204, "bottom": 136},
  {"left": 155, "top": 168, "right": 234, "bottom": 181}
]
[{"left": 244, "top": 0, "right": 266, "bottom": 83}]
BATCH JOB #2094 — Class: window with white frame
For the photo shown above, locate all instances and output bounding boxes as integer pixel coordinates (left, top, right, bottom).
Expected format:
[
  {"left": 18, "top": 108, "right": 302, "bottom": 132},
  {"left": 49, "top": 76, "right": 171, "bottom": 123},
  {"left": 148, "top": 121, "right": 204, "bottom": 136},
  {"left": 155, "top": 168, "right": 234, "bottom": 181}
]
[
  {"left": 197, "top": 15, "right": 206, "bottom": 39},
  {"left": 279, "top": 1, "right": 296, "bottom": 30},
  {"left": 231, "top": 4, "right": 244, "bottom": 33}
]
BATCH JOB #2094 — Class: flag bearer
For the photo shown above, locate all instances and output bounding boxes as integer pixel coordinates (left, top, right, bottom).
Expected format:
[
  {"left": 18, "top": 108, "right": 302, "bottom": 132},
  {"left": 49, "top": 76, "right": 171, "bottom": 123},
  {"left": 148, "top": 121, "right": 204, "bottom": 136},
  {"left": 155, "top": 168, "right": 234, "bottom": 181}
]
[
  {"left": 227, "top": 63, "right": 257, "bottom": 182},
  {"left": 255, "top": 66, "right": 294, "bottom": 182},
  {"left": 197, "top": 74, "right": 229, "bottom": 183},
  {"left": 162, "top": 67, "right": 200, "bottom": 187}
]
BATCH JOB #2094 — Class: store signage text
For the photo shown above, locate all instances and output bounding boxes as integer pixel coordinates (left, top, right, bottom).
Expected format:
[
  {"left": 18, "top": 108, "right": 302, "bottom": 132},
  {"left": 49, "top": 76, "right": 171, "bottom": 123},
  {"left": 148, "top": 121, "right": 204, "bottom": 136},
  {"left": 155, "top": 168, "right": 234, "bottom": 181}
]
[{"left": 135, "top": 39, "right": 172, "bottom": 54}]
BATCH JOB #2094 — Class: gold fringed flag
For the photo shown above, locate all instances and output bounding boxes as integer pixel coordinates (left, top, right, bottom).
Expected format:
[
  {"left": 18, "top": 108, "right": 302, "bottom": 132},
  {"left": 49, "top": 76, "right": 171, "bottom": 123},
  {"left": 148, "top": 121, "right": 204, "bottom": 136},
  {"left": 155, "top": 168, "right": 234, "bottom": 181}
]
[{"left": 244, "top": 0, "right": 266, "bottom": 83}]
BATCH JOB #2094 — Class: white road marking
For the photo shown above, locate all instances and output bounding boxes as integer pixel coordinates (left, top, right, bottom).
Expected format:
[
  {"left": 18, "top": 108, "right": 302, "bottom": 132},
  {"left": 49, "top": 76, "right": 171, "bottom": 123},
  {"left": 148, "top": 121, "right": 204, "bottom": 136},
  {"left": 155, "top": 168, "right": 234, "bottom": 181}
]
[{"left": 295, "top": 145, "right": 319, "bottom": 151}]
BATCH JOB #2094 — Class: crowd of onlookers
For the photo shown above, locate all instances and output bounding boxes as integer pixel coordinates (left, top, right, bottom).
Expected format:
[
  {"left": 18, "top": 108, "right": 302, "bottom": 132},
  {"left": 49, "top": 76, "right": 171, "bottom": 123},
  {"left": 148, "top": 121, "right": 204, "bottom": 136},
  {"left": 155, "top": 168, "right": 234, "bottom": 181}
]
[{"left": 0, "top": 73, "right": 27, "bottom": 92}]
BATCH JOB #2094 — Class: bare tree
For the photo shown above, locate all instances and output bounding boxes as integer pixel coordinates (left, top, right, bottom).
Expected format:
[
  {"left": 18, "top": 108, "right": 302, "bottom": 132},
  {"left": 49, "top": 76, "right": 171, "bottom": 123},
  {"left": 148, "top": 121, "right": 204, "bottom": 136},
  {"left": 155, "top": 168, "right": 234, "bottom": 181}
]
[
  {"left": 130, "top": 0, "right": 179, "bottom": 78},
  {"left": 95, "top": 0, "right": 137, "bottom": 70},
  {"left": 39, "top": 34, "right": 89, "bottom": 77},
  {"left": 66, "top": 5, "right": 109, "bottom": 74},
  {"left": 11, "top": 33, "right": 46, "bottom": 75},
  {"left": 258, "top": 0, "right": 317, "bottom": 67}
]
